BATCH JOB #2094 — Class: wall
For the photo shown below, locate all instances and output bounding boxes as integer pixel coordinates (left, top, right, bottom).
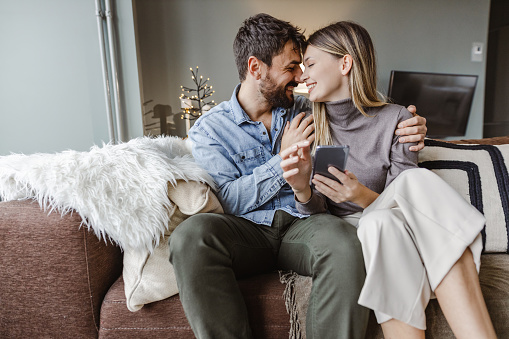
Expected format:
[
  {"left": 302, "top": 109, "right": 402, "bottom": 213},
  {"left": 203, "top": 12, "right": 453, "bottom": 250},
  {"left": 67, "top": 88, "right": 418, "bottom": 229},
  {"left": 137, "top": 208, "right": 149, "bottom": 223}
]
[
  {"left": 135, "top": 0, "right": 490, "bottom": 139},
  {"left": 0, "top": 0, "right": 143, "bottom": 155}
]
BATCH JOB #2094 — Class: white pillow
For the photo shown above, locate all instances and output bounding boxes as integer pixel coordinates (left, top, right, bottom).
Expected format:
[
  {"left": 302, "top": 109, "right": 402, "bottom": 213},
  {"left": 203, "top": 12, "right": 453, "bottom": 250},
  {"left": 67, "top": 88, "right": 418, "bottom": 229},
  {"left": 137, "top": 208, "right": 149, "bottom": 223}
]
[
  {"left": 418, "top": 139, "right": 509, "bottom": 253},
  {"left": 123, "top": 180, "right": 223, "bottom": 312}
]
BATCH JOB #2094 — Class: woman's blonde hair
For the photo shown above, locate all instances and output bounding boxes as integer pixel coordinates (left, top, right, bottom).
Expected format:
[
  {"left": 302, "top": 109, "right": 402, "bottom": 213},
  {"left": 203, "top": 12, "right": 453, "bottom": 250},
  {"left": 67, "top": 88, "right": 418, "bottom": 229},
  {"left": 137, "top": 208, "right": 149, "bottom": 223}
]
[{"left": 306, "top": 21, "right": 387, "bottom": 150}]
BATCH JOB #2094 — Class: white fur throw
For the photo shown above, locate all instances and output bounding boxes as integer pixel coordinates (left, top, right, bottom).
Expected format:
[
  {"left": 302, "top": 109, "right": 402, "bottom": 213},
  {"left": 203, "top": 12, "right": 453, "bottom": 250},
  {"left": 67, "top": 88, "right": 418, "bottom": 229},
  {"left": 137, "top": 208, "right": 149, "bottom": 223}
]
[{"left": 0, "top": 136, "right": 216, "bottom": 252}]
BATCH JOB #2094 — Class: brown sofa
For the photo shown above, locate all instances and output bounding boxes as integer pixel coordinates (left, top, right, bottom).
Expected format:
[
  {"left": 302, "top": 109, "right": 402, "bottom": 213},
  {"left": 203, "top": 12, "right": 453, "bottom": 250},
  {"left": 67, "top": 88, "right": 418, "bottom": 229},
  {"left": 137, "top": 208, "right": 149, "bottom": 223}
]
[{"left": 1, "top": 136, "right": 509, "bottom": 339}]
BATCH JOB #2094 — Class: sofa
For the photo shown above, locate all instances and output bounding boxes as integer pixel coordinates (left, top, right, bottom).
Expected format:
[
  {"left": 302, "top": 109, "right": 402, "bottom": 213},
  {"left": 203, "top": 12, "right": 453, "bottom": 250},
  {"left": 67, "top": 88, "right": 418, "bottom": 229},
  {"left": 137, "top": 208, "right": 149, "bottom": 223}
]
[{"left": 1, "top": 136, "right": 509, "bottom": 339}]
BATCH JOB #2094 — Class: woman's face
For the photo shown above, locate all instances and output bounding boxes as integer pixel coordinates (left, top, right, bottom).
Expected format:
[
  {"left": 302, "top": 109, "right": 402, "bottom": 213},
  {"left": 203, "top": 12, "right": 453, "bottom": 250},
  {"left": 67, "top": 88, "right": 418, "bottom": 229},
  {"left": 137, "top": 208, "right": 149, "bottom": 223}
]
[{"left": 301, "top": 45, "right": 349, "bottom": 102}]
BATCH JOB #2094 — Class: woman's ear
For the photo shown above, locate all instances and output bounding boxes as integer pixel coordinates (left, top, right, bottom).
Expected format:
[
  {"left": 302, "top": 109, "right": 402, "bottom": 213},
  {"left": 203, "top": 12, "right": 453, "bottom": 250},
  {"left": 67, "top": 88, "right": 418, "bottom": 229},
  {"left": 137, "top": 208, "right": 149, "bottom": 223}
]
[
  {"left": 340, "top": 55, "right": 353, "bottom": 76},
  {"left": 247, "top": 56, "right": 262, "bottom": 80}
]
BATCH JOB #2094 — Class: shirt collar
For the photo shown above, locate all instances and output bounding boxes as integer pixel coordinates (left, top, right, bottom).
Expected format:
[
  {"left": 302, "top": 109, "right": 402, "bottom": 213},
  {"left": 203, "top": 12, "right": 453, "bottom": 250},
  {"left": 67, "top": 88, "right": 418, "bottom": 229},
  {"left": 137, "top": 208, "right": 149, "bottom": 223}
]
[{"left": 229, "top": 83, "right": 288, "bottom": 126}]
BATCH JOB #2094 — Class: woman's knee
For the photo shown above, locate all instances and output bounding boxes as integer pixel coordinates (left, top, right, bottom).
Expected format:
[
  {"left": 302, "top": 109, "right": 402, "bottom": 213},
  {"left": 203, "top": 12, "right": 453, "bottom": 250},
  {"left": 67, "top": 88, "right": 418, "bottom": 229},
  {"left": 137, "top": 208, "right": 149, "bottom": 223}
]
[
  {"left": 358, "top": 209, "right": 397, "bottom": 235},
  {"left": 394, "top": 167, "right": 434, "bottom": 186},
  {"left": 357, "top": 209, "right": 411, "bottom": 254}
]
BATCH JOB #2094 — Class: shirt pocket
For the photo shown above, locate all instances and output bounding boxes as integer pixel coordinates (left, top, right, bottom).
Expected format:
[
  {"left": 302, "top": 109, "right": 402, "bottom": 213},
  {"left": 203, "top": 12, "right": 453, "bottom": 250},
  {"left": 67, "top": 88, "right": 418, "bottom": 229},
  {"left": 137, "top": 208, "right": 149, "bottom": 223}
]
[{"left": 231, "top": 146, "right": 265, "bottom": 165}]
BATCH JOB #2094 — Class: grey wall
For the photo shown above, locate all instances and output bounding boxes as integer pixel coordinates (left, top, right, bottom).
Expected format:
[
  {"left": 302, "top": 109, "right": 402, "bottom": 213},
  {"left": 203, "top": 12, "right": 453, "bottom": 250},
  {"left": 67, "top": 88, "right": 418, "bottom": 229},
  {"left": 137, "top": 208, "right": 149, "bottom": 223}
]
[
  {"left": 135, "top": 0, "right": 490, "bottom": 140},
  {"left": 0, "top": 0, "right": 143, "bottom": 156}
]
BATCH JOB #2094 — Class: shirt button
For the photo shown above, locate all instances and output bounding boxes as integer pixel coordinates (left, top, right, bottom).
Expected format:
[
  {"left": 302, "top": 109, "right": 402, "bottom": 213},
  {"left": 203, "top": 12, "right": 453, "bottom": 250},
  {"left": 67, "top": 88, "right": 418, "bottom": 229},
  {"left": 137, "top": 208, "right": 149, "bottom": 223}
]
[
  {"left": 241, "top": 156, "right": 245, "bottom": 159},
  {"left": 275, "top": 128, "right": 278, "bottom": 131},
  {"left": 263, "top": 132, "right": 266, "bottom": 135}
]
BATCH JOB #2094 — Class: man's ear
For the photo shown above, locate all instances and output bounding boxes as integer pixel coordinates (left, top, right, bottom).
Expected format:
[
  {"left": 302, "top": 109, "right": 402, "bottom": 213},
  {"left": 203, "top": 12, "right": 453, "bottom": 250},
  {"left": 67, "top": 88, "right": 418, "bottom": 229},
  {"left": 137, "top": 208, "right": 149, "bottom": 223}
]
[
  {"left": 340, "top": 55, "right": 353, "bottom": 76},
  {"left": 247, "top": 56, "right": 263, "bottom": 80}
]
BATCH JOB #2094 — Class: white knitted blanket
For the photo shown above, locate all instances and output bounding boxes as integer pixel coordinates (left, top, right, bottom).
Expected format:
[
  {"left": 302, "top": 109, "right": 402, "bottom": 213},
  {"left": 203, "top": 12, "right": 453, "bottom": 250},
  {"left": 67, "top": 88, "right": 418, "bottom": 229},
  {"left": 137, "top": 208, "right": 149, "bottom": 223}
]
[{"left": 0, "top": 136, "right": 215, "bottom": 252}]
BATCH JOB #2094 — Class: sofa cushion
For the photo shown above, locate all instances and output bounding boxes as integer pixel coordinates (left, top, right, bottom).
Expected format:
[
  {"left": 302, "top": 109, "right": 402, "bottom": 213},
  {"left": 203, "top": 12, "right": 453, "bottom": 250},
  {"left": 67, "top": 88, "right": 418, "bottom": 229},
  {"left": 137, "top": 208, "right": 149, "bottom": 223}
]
[
  {"left": 479, "top": 254, "right": 509, "bottom": 338},
  {"left": 0, "top": 200, "right": 122, "bottom": 338},
  {"left": 99, "top": 273, "right": 290, "bottom": 338},
  {"left": 418, "top": 139, "right": 509, "bottom": 253},
  {"left": 283, "top": 254, "right": 509, "bottom": 339},
  {"left": 123, "top": 180, "right": 223, "bottom": 312}
]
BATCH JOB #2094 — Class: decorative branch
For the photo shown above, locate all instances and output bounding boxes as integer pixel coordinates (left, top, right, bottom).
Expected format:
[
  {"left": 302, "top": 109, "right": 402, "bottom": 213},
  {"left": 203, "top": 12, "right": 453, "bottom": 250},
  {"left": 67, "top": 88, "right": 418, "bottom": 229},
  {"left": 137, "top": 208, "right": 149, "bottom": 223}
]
[{"left": 179, "top": 66, "right": 217, "bottom": 121}]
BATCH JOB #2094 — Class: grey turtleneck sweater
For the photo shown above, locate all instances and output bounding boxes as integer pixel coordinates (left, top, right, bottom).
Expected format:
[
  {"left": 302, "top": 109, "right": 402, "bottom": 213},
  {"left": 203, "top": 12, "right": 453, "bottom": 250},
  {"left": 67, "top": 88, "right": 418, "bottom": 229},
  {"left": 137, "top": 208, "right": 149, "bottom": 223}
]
[{"left": 296, "top": 98, "right": 418, "bottom": 217}]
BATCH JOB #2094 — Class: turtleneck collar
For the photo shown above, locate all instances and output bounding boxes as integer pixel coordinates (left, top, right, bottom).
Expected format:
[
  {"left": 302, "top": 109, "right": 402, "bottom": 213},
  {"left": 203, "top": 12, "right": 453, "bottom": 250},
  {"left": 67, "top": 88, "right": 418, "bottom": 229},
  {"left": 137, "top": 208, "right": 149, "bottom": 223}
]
[{"left": 324, "top": 98, "right": 360, "bottom": 127}]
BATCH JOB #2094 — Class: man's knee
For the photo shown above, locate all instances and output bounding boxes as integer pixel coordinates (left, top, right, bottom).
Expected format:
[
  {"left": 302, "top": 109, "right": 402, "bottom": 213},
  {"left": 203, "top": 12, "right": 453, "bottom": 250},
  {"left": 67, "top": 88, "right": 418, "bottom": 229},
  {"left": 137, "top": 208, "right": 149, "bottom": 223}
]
[
  {"left": 308, "top": 217, "right": 366, "bottom": 301},
  {"left": 309, "top": 214, "right": 360, "bottom": 251},
  {"left": 308, "top": 215, "right": 364, "bottom": 271},
  {"left": 169, "top": 213, "right": 224, "bottom": 263}
]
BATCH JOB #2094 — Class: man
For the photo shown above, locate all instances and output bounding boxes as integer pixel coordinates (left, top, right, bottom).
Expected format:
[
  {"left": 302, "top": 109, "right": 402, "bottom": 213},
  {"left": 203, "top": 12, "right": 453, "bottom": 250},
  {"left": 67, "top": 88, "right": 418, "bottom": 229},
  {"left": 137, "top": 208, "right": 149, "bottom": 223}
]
[{"left": 169, "top": 13, "right": 427, "bottom": 339}]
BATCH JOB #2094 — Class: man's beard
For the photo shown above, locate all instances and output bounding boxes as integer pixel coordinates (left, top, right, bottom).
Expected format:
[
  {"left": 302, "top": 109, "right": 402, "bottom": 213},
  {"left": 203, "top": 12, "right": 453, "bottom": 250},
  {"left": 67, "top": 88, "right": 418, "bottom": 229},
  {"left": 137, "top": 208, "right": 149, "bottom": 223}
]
[{"left": 260, "top": 74, "right": 298, "bottom": 109}]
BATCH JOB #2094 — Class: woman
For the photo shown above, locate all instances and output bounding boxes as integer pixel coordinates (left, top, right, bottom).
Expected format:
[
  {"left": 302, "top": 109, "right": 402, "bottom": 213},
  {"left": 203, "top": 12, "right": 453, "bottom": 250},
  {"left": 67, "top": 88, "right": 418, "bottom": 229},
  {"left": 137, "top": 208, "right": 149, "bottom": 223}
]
[{"left": 280, "top": 21, "right": 496, "bottom": 338}]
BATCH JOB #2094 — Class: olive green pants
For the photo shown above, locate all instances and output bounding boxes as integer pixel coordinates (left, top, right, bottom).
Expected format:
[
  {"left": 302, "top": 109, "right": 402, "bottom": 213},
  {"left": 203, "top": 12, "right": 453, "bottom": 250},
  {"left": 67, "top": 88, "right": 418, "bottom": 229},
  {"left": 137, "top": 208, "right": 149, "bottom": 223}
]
[{"left": 169, "top": 211, "right": 368, "bottom": 339}]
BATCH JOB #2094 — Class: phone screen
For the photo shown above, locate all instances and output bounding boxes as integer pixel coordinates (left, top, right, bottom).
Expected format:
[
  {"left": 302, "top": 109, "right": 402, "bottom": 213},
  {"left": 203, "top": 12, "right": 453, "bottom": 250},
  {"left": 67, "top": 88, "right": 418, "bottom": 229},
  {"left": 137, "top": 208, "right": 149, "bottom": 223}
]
[{"left": 312, "top": 145, "right": 350, "bottom": 182}]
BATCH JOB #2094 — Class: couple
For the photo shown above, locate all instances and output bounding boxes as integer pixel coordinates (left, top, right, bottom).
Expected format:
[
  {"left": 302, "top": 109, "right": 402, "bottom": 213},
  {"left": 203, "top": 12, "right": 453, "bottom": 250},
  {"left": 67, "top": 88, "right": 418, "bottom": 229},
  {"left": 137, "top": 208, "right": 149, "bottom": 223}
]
[{"left": 169, "top": 13, "right": 495, "bottom": 339}]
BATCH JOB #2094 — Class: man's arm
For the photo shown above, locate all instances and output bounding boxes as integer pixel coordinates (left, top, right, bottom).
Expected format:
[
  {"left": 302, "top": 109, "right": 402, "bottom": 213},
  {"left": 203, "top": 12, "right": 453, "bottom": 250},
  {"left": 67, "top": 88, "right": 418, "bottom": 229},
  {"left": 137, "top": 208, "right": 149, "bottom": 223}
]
[
  {"left": 189, "top": 126, "right": 286, "bottom": 216},
  {"left": 395, "top": 105, "right": 427, "bottom": 151}
]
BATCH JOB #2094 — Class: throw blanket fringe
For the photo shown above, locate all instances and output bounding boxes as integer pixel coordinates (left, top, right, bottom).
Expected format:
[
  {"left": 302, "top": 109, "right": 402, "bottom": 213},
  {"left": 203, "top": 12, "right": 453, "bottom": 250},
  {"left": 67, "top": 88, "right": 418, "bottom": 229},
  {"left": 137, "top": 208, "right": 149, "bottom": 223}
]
[
  {"left": 280, "top": 271, "right": 303, "bottom": 339},
  {"left": 0, "top": 136, "right": 216, "bottom": 252}
]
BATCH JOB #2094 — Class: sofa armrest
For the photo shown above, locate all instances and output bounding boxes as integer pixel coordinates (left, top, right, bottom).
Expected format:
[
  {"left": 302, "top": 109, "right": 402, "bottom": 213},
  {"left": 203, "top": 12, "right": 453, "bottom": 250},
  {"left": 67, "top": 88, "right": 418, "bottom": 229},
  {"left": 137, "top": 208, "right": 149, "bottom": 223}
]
[
  {"left": 0, "top": 200, "right": 123, "bottom": 338},
  {"left": 448, "top": 135, "right": 509, "bottom": 145}
]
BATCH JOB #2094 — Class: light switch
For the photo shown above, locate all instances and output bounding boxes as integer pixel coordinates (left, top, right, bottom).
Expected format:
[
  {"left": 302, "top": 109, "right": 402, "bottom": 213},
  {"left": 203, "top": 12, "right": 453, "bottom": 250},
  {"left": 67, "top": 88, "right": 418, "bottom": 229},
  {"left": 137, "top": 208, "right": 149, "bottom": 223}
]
[{"left": 472, "top": 42, "right": 484, "bottom": 62}]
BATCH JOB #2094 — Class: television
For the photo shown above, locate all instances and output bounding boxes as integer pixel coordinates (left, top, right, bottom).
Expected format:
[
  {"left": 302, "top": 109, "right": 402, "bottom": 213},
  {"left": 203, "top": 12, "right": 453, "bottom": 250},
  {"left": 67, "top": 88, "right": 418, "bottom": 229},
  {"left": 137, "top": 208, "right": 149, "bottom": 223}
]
[{"left": 387, "top": 70, "right": 478, "bottom": 138}]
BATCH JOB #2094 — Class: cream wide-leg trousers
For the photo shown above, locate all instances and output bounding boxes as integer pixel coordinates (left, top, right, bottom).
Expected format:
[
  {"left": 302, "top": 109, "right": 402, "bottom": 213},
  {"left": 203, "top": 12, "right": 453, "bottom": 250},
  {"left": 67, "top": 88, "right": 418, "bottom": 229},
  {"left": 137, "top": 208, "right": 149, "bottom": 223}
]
[{"left": 356, "top": 168, "right": 485, "bottom": 330}]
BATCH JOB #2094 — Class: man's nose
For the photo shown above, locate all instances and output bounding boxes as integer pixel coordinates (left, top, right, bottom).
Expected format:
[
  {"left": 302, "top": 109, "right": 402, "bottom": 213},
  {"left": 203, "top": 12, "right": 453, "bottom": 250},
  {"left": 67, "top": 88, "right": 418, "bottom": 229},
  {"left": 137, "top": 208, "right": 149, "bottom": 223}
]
[
  {"left": 295, "top": 69, "right": 305, "bottom": 83},
  {"left": 299, "top": 70, "right": 307, "bottom": 84}
]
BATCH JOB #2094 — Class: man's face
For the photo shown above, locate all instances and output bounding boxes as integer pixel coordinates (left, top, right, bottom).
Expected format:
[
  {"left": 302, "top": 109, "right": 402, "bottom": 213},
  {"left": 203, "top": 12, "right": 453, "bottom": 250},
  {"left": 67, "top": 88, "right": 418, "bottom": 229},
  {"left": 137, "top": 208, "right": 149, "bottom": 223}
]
[{"left": 259, "top": 41, "right": 303, "bottom": 108}]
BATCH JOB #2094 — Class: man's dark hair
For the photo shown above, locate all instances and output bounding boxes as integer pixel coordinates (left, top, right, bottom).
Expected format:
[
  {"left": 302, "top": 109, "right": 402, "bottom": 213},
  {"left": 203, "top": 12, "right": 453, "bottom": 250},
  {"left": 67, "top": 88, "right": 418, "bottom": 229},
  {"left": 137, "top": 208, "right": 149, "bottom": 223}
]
[{"left": 233, "top": 13, "right": 306, "bottom": 81}]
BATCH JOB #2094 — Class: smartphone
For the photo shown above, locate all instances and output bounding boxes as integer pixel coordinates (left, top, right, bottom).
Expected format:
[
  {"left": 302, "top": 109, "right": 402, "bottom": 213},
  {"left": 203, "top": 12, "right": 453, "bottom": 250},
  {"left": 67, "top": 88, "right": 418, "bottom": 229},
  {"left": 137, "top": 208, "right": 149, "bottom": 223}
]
[{"left": 312, "top": 145, "right": 350, "bottom": 182}]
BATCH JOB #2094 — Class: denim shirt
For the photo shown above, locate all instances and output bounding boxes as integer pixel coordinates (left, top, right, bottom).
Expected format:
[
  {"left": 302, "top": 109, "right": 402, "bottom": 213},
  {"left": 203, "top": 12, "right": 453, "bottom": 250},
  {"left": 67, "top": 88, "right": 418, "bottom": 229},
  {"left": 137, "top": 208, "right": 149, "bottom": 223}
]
[{"left": 188, "top": 84, "right": 312, "bottom": 225}]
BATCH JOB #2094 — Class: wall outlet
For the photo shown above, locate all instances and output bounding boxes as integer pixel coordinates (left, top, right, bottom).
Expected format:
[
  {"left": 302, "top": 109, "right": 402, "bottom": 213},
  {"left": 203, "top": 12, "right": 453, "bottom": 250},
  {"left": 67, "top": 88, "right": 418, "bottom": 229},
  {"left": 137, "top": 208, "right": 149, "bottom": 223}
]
[{"left": 472, "top": 42, "right": 484, "bottom": 62}]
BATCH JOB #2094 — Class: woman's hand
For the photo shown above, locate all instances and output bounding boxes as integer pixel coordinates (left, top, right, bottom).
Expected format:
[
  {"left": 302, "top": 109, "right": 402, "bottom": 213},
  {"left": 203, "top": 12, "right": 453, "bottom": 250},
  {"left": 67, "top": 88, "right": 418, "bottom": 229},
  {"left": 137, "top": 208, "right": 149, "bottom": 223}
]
[
  {"left": 312, "top": 168, "right": 379, "bottom": 208},
  {"left": 280, "top": 112, "right": 315, "bottom": 153},
  {"left": 280, "top": 140, "right": 313, "bottom": 202}
]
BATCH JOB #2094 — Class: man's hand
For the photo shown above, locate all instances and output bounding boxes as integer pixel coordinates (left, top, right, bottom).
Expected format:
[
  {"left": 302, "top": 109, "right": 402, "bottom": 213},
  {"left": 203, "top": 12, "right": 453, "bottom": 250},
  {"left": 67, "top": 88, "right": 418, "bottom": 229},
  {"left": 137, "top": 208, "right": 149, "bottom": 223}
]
[
  {"left": 280, "top": 112, "right": 315, "bottom": 154},
  {"left": 280, "top": 140, "right": 313, "bottom": 202},
  {"left": 395, "top": 105, "right": 427, "bottom": 151}
]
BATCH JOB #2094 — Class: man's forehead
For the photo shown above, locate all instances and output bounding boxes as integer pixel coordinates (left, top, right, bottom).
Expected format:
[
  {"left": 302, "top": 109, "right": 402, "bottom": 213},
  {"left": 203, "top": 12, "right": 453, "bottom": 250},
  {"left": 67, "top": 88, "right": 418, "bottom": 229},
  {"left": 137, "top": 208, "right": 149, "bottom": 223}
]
[
  {"left": 273, "top": 41, "right": 302, "bottom": 66},
  {"left": 286, "top": 41, "right": 302, "bottom": 58}
]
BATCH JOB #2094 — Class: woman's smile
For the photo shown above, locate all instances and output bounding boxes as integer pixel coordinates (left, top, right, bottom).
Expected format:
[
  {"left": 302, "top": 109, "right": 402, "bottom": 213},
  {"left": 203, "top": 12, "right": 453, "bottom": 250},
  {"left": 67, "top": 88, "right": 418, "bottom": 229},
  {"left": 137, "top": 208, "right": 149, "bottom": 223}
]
[{"left": 306, "top": 82, "right": 316, "bottom": 94}]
